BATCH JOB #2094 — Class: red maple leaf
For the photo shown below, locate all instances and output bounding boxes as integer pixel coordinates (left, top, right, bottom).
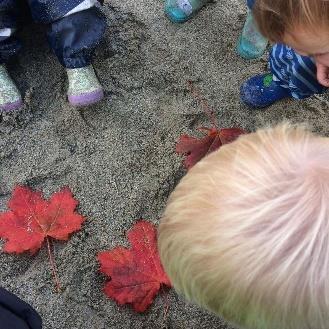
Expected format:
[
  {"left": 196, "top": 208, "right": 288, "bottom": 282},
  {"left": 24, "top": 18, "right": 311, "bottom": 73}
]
[
  {"left": 0, "top": 186, "right": 84, "bottom": 253},
  {"left": 176, "top": 127, "right": 246, "bottom": 170},
  {"left": 0, "top": 186, "right": 85, "bottom": 291},
  {"left": 98, "top": 220, "right": 171, "bottom": 312}
]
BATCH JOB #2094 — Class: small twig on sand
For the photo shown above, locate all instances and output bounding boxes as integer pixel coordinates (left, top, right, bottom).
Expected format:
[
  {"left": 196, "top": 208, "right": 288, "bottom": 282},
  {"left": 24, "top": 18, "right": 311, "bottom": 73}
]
[
  {"left": 46, "top": 237, "right": 62, "bottom": 293},
  {"left": 161, "top": 287, "right": 170, "bottom": 327},
  {"left": 187, "top": 80, "right": 218, "bottom": 128}
]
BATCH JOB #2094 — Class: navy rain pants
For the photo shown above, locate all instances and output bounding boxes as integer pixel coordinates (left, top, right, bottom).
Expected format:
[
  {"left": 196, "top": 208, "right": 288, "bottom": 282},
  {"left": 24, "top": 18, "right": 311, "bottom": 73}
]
[{"left": 0, "top": 0, "right": 106, "bottom": 68}]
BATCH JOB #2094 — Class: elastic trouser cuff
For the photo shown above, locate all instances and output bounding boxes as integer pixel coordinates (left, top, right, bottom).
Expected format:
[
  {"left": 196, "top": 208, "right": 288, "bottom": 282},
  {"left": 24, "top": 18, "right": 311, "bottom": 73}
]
[
  {"left": 47, "top": 7, "right": 106, "bottom": 69},
  {"left": 272, "top": 71, "right": 325, "bottom": 100}
]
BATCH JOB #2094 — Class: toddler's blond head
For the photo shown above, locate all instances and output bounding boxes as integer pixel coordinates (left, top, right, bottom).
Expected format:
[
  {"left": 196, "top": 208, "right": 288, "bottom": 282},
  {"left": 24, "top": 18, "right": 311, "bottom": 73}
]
[{"left": 158, "top": 124, "right": 329, "bottom": 329}]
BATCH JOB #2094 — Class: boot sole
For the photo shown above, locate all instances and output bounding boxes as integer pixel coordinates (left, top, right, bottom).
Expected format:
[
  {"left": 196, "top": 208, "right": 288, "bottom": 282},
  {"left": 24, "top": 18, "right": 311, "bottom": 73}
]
[
  {"left": 0, "top": 99, "right": 23, "bottom": 112},
  {"left": 68, "top": 90, "right": 104, "bottom": 107}
]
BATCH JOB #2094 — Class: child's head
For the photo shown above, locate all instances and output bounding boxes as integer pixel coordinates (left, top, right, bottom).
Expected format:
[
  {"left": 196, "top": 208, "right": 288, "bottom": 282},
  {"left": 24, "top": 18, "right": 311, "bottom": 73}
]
[
  {"left": 253, "top": 0, "right": 329, "bottom": 65},
  {"left": 158, "top": 124, "right": 329, "bottom": 329}
]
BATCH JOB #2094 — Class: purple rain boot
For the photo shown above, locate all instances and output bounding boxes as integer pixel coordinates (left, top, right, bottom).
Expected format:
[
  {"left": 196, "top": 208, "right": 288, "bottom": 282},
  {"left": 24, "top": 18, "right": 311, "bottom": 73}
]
[
  {"left": 67, "top": 65, "right": 104, "bottom": 107},
  {"left": 0, "top": 65, "right": 23, "bottom": 112}
]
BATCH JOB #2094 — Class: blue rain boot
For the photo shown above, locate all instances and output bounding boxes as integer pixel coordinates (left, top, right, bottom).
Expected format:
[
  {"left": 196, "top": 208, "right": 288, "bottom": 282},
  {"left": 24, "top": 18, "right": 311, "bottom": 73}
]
[
  {"left": 237, "top": 11, "right": 268, "bottom": 60},
  {"left": 240, "top": 73, "right": 291, "bottom": 108},
  {"left": 165, "top": 0, "right": 209, "bottom": 23}
]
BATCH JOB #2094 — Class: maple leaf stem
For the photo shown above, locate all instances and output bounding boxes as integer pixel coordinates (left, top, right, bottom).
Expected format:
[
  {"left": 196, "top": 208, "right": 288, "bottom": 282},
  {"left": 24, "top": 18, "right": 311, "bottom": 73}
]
[
  {"left": 187, "top": 80, "right": 218, "bottom": 129},
  {"left": 46, "top": 237, "right": 62, "bottom": 293},
  {"left": 161, "top": 287, "right": 170, "bottom": 325}
]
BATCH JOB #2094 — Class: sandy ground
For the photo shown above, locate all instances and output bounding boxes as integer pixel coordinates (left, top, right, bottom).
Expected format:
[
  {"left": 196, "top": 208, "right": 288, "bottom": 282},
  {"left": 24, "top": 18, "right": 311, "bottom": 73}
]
[{"left": 0, "top": 0, "right": 329, "bottom": 328}]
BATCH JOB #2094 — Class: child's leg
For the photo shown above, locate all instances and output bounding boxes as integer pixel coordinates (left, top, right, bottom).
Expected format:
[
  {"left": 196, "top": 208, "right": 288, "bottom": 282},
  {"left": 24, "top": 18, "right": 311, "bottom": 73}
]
[
  {"left": 164, "top": 0, "right": 210, "bottom": 23},
  {"left": 0, "top": 0, "right": 24, "bottom": 111},
  {"left": 48, "top": 7, "right": 106, "bottom": 106},
  {"left": 240, "top": 44, "right": 325, "bottom": 108},
  {"left": 28, "top": 0, "right": 106, "bottom": 106},
  {"left": 236, "top": 0, "right": 268, "bottom": 59}
]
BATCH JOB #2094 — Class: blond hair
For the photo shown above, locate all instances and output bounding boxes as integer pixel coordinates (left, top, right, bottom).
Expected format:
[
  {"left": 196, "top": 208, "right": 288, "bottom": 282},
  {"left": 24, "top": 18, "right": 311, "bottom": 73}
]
[
  {"left": 253, "top": 0, "right": 329, "bottom": 42},
  {"left": 158, "top": 124, "right": 329, "bottom": 329}
]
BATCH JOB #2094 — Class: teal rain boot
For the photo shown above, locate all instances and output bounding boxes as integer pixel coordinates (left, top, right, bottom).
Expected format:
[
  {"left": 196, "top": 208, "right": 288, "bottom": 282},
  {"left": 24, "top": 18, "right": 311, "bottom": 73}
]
[
  {"left": 165, "top": 0, "right": 209, "bottom": 23},
  {"left": 237, "top": 11, "right": 268, "bottom": 60}
]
